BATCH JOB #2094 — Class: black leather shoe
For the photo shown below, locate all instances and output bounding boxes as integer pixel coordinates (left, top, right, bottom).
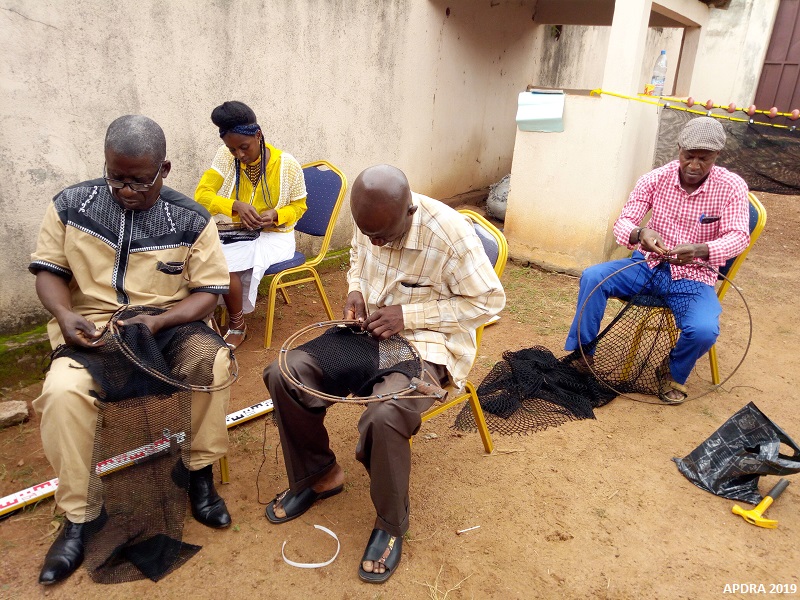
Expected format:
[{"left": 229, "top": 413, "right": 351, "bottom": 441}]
[
  {"left": 188, "top": 464, "right": 231, "bottom": 529},
  {"left": 38, "top": 520, "right": 86, "bottom": 585}
]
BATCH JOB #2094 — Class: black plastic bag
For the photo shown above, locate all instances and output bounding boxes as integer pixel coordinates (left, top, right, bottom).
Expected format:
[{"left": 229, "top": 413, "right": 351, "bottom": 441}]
[{"left": 673, "top": 402, "right": 800, "bottom": 504}]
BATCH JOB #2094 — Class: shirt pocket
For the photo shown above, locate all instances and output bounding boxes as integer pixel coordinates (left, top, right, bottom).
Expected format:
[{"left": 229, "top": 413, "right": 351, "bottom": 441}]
[
  {"left": 145, "top": 251, "right": 190, "bottom": 298},
  {"left": 392, "top": 279, "right": 439, "bottom": 305}
]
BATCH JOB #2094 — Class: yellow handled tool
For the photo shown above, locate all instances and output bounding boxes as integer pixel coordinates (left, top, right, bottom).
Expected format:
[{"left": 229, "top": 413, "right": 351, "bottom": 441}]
[{"left": 732, "top": 479, "right": 790, "bottom": 529}]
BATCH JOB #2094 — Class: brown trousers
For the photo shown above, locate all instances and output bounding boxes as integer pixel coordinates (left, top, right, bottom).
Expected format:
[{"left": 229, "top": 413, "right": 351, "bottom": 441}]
[
  {"left": 32, "top": 348, "right": 231, "bottom": 523},
  {"left": 263, "top": 350, "right": 447, "bottom": 537}
]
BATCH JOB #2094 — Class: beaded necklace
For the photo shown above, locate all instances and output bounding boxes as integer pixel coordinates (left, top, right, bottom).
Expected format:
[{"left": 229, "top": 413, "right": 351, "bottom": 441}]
[
  {"left": 233, "top": 134, "right": 273, "bottom": 209},
  {"left": 244, "top": 162, "right": 261, "bottom": 186}
]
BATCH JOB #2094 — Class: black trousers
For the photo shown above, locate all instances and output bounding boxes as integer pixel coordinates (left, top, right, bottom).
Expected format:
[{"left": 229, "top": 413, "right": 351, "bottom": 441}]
[{"left": 263, "top": 350, "right": 447, "bottom": 536}]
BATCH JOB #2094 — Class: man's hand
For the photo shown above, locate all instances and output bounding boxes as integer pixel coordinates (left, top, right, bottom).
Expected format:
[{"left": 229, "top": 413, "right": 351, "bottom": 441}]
[
  {"left": 638, "top": 227, "right": 669, "bottom": 255},
  {"left": 115, "top": 313, "right": 162, "bottom": 336},
  {"left": 232, "top": 201, "right": 264, "bottom": 230},
  {"left": 362, "top": 305, "right": 404, "bottom": 341},
  {"left": 344, "top": 291, "right": 367, "bottom": 322},
  {"left": 668, "top": 243, "right": 709, "bottom": 265},
  {"left": 57, "top": 312, "right": 104, "bottom": 348}
]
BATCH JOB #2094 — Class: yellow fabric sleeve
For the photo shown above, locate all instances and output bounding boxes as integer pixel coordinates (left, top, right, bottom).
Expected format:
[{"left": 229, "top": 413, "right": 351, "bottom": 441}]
[
  {"left": 275, "top": 196, "right": 307, "bottom": 226},
  {"left": 195, "top": 169, "right": 235, "bottom": 218}
]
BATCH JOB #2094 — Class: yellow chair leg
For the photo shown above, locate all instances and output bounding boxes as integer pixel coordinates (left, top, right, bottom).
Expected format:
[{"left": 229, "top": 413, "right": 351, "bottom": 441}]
[
  {"left": 708, "top": 344, "right": 721, "bottom": 385},
  {"left": 310, "top": 269, "right": 335, "bottom": 320},
  {"left": 466, "top": 381, "right": 494, "bottom": 454},
  {"left": 219, "top": 455, "right": 230, "bottom": 485},
  {"left": 264, "top": 273, "right": 284, "bottom": 348},
  {"left": 621, "top": 311, "right": 651, "bottom": 381}
]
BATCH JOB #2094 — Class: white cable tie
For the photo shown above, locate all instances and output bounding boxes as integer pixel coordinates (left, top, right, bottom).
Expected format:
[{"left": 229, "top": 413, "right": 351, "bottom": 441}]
[{"left": 281, "top": 524, "right": 341, "bottom": 569}]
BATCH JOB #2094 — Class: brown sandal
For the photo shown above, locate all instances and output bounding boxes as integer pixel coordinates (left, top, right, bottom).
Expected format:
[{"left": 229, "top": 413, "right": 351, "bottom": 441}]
[{"left": 656, "top": 362, "right": 688, "bottom": 404}]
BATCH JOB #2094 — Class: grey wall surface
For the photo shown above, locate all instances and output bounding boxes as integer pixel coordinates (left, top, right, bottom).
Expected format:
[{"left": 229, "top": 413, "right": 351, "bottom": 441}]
[{"left": 0, "top": 0, "right": 538, "bottom": 333}]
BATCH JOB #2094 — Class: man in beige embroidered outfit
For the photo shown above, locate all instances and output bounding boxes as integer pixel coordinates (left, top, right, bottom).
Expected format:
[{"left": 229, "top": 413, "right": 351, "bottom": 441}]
[
  {"left": 263, "top": 164, "right": 505, "bottom": 583},
  {"left": 30, "top": 115, "right": 232, "bottom": 585}
]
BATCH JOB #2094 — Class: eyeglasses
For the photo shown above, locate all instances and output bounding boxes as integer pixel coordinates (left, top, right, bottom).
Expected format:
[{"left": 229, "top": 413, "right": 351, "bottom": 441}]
[{"left": 104, "top": 161, "right": 165, "bottom": 192}]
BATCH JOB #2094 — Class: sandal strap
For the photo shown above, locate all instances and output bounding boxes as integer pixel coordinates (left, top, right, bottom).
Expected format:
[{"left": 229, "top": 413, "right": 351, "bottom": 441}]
[
  {"left": 361, "top": 528, "right": 402, "bottom": 567},
  {"left": 378, "top": 537, "right": 396, "bottom": 565},
  {"left": 669, "top": 381, "right": 688, "bottom": 394}
]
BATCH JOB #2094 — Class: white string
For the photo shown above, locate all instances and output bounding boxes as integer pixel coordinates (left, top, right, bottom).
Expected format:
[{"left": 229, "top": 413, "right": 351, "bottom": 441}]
[{"left": 281, "top": 524, "right": 340, "bottom": 569}]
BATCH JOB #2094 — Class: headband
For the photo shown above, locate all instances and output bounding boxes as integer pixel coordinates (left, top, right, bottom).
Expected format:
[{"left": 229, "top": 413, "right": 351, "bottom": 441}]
[{"left": 219, "top": 123, "right": 261, "bottom": 138}]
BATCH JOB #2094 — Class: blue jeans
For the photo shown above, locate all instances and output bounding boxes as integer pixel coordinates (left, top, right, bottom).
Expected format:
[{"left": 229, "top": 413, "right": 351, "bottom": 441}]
[{"left": 565, "top": 252, "right": 721, "bottom": 384}]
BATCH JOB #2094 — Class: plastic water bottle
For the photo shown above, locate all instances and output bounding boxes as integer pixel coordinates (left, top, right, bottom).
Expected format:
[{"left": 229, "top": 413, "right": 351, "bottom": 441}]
[{"left": 649, "top": 50, "right": 667, "bottom": 96}]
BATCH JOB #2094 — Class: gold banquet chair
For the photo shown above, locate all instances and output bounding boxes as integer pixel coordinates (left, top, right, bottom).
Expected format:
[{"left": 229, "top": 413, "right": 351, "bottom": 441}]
[
  {"left": 417, "top": 209, "right": 508, "bottom": 454},
  {"left": 262, "top": 161, "right": 348, "bottom": 348},
  {"left": 708, "top": 192, "right": 766, "bottom": 384}
]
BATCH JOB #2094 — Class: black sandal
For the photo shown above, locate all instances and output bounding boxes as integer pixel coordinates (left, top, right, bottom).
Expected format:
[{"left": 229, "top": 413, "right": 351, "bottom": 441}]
[
  {"left": 265, "top": 485, "right": 343, "bottom": 524},
  {"left": 358, "top": 528, "right": 402, "bottom": 584}
]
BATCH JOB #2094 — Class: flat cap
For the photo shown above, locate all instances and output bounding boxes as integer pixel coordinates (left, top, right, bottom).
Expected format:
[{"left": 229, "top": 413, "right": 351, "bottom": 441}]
[{"left": 678, "top": 116, "right": 726, "bottom": 151}]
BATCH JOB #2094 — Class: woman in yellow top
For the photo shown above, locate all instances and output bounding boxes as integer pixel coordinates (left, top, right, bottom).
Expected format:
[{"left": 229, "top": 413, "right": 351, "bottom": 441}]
[{"left": 195, "top": 101, "right": 307, "bottom": 349}]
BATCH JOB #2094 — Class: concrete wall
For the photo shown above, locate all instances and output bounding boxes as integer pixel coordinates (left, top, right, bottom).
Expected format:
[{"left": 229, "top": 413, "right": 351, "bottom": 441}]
[
  {"left": 689, "top": 0, "right": 780, "bottom": 105},
  {"left": 528, "top": 24, "right": 683, "bottom": 94},
  {"left": 0, "top": 0, "right": 538, "bottom": 333}
]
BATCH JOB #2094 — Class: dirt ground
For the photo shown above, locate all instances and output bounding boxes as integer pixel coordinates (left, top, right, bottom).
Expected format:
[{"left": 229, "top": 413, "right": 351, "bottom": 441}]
[{"left": 0, "top": 193, "right": 798, "bottom": 600}]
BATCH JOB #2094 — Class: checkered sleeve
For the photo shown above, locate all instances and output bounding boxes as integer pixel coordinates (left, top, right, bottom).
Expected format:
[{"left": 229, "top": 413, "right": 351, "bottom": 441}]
[
  {"left": 346, "top": 223, "right": 363, "bottom": 295},
  {"left": 705, "top": 178, "right": 750, "bottom": 265},
  {"left": 613, "top": 170, "right": 657, "bottom": 249}
]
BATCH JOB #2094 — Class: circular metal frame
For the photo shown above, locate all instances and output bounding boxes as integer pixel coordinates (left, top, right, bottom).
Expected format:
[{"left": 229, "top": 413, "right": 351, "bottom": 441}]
[
  {"left": 576, "top": 259, "right": 752, "bottom": 404},
  {"left": 107, "top": 305, "right": 239, "bottom": 393},
  {"left": 278, "top": 320, "right": 444, "bottom": 404}
]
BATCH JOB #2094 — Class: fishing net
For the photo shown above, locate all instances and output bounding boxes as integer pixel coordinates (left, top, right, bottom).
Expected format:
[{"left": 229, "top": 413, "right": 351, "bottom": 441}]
[
  {"left": 50, "top": 305, "right": 234, "bottom": 583},
  {"left": 454, "top": 346, "right": 616, "bottom": 435},
  {"left": 456, "top": 259, "right": 751, "bottom": 434},
  {"left": 654, "top": 107, "right": 800, "bottom": 194},
  {"left": 570, "top": 259, "right": 750, "bottom": 403},
  {"left": 279, "top": 320, "right": 446, "bottom": 403}
]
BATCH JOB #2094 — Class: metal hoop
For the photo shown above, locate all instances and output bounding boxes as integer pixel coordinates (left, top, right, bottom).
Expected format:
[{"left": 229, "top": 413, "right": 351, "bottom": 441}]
[
  {"left": 576, "top": 259, "right": 752, "bottom": 404},
  {"left": 278, "top": 320, "right": 446, "bottom": 404},
  {"left": 107, "top": 305, "right": 239, "bottom": 393}
]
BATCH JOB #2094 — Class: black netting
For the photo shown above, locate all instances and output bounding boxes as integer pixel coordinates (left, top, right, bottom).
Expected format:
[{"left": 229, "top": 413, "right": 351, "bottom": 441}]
[
  {"left": 654, "top": 107, "right": 800, "bottom": 195},
  {"left": 50, "top": 306, "right": 229, "bottom": 583},
  {"left": 83, "top": 392, "right": 198, "bottom": 583},
  {"left": 454, "top": 347, "right": 616, "bottom": 435},
  {"left": 571, "top": 261, "right": 696, "bottom": 397},
  {"left": 296, "top": 325, "right": 422, "bottom": 397},
  {"left": 565, "top": 262, "right": 703, "bottom": 396},
  {"left": 454, "top": 261, "right": 710, "bottom": 435}
]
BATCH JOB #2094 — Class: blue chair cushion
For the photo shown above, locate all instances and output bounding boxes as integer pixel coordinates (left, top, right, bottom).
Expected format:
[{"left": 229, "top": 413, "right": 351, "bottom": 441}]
[
  {"left": 296, "top": 167, "right": 344, "bottom": 237},
  {"left": 473, "top": 223, "right": 500, "bottom": 269},
  {"left": 718, "top": 201, "right": 759, "bottom": 279},
  {"left": 265, "top": 251, "right": 307, "bottom": 275}
]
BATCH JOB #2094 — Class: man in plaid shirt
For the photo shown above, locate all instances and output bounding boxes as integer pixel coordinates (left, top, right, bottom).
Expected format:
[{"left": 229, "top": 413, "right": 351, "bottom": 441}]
[
  {"left": 565, "top": 117, "right": 750, "bottom": 403},
  {"left": 263, "top": 164, "right": 505, "bottom": 583}
]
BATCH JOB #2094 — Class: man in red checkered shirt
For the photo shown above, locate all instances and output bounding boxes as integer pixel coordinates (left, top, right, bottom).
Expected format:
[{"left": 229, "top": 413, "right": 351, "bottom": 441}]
[{"left": 565, "top": 117, "right": 750, "bottom": 403}]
